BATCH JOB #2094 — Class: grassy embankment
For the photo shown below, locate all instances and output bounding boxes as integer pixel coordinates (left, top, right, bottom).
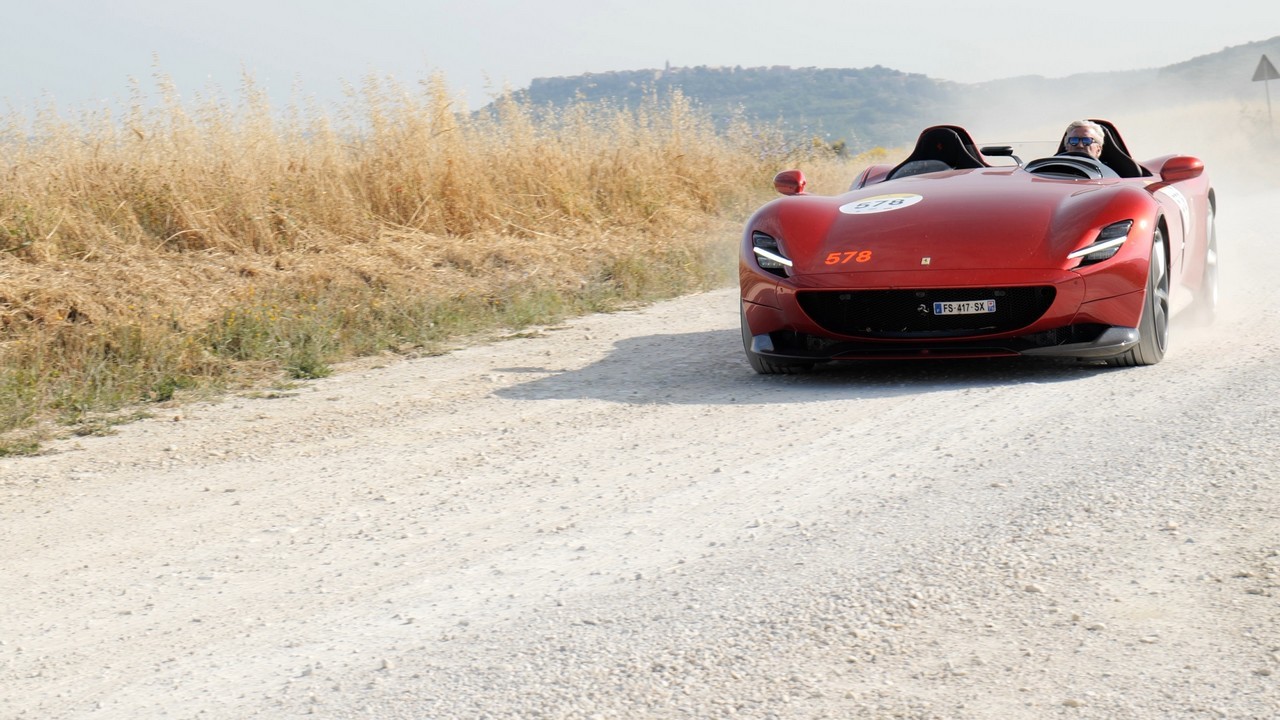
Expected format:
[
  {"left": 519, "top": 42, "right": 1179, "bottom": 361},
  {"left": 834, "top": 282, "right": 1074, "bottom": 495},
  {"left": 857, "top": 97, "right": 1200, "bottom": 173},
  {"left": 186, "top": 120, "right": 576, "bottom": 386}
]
[{"left": 0, "top": 75, "right": 879, "bottom": 454}]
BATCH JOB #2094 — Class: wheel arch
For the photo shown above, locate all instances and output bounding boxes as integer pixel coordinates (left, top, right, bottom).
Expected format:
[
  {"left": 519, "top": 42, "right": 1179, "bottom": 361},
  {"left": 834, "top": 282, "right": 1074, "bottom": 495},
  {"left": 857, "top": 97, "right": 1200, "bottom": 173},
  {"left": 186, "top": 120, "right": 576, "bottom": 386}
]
[{"left": 1154, "top": 213, "right": 1172, "bottom": 274}]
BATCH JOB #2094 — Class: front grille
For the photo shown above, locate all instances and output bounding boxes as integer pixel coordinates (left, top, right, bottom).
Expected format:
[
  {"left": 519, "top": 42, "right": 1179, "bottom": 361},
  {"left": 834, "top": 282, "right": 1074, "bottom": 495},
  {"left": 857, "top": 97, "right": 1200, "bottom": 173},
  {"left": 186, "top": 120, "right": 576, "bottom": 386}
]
[{"left": 797, "top": 287, "right": 1056, "bottom": 338}]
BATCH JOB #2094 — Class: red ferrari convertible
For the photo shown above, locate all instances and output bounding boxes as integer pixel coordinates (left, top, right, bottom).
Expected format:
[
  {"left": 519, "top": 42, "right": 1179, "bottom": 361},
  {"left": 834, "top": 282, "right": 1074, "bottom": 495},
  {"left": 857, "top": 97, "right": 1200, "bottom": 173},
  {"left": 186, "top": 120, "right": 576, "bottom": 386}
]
[{"left": 739, "top": 119, "right": 1217, "bottom": 373}]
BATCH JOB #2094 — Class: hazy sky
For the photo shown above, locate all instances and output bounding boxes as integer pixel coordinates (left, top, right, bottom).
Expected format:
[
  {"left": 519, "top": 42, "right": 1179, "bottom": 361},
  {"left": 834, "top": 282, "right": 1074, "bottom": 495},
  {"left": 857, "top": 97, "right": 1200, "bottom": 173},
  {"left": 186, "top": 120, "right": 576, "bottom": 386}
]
[{"left": 4, "top": 0, "right": 1276, "bottom": 112}]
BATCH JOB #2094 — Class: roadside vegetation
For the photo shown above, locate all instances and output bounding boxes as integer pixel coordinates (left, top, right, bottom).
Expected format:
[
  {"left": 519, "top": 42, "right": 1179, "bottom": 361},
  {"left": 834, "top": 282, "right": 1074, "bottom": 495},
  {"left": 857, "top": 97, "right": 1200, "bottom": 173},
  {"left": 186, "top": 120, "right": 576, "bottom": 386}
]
[{"left": 0, "top": 73, "right": 883, "bottom": 454}]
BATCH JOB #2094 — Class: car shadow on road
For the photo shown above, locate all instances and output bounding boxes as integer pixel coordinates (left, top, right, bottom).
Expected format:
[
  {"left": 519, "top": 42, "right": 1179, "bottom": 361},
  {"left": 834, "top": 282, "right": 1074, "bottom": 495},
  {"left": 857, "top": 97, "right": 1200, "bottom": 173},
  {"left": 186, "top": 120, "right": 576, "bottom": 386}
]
[{"left": 493, "top": 329, "right": 1109, "bottom": 406}]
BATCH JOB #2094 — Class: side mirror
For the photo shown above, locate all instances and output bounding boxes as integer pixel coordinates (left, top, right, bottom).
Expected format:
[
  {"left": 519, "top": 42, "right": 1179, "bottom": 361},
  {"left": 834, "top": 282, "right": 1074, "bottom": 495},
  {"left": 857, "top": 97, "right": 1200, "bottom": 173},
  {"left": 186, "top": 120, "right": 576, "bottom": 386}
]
[
  {"left": 773, "top": 169, "right": 807, "bottom": 196},
  {"left": 1160, "top": 156, "right": 1204, "bottom": 183}
]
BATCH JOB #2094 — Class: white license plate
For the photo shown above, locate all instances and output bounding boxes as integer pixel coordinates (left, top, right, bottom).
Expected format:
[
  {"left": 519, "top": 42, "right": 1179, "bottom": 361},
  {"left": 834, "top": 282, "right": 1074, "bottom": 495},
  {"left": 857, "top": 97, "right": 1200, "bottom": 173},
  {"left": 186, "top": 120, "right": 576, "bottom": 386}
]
[{"left": 933, "top": 299, "right": 996, "bottom": 315}]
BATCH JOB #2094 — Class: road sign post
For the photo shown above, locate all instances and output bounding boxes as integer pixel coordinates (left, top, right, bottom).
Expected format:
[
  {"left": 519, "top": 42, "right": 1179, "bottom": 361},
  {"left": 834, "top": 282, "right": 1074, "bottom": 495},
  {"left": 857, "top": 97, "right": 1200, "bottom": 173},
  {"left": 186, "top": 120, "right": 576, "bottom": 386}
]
[{"left": 1254, "top": 54, "right": 1280, "bottom": 137}]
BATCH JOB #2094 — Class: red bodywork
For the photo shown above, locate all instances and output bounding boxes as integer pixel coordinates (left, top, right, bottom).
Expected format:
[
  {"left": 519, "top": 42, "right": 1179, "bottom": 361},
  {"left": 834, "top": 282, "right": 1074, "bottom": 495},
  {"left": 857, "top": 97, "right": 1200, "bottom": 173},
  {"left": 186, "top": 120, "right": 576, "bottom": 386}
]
[{"left": 740, "top": 122, "right": 1215, "bottom": 366}]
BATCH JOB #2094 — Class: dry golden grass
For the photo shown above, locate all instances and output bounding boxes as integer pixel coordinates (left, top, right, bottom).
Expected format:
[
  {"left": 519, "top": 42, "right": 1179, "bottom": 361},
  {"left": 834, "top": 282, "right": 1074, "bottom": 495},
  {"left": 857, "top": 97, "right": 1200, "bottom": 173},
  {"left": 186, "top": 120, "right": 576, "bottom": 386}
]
[{"left": 0, "top": 73, "right": 879, "bottom": 452}]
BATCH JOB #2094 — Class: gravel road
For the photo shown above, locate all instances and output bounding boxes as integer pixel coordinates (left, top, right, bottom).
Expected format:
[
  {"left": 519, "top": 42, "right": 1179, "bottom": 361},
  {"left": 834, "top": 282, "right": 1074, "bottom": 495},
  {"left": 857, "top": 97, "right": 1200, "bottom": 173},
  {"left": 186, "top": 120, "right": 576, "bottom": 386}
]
[{"left": 3, "top": 186, "right": 1277, "bottom": 720}]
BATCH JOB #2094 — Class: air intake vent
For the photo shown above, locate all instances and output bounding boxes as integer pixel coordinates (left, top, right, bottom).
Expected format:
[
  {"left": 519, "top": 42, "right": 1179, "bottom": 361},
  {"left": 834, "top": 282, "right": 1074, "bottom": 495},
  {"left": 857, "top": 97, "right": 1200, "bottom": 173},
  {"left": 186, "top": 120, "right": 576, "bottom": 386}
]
[{"left": 797, "top": 287, "right": 1055, "bottom": 338}]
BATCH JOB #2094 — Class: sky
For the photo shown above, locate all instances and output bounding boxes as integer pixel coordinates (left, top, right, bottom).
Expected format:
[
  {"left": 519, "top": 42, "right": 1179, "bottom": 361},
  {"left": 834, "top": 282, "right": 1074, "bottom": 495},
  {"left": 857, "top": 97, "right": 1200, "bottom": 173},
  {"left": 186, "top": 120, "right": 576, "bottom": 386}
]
[{"left": 3, "top": 0, "right": 1277, "bottom": 114}]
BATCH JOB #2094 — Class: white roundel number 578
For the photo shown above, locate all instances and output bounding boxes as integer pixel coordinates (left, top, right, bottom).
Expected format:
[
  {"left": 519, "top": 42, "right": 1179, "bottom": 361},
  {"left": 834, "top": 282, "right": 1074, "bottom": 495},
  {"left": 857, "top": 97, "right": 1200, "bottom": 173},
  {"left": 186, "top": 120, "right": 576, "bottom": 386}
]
[{"left": 839, "top": 193, "right": 923, "bottom": 215}]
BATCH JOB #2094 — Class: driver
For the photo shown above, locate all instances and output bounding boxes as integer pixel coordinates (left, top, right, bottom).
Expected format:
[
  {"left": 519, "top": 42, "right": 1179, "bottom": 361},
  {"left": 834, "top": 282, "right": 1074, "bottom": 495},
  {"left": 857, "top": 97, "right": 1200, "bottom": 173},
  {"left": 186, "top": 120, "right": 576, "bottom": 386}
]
[{"left": 1059, "top": 120, "right": 1105, "bottom": 160}]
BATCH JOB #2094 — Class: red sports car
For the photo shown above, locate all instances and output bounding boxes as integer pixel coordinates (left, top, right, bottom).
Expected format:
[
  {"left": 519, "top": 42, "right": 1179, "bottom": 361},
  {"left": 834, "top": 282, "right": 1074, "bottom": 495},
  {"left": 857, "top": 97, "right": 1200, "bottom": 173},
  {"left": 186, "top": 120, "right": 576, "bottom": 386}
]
[{"left": 739, "top": 119, "right": 1217, "bottom": 373}]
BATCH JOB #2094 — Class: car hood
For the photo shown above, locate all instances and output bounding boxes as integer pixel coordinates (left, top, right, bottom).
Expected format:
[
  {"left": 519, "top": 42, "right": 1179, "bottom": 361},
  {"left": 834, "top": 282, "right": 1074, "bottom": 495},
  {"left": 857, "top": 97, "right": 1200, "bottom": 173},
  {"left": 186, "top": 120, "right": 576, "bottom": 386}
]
[{"left": 759, "top": 169, "right": 1146, "bottom": 275}]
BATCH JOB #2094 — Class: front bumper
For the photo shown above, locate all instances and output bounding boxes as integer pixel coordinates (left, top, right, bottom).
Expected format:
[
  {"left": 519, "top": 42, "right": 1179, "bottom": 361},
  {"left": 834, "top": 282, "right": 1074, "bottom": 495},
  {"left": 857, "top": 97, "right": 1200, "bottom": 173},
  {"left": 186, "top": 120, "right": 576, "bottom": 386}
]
[{"left": 745, "top": 322, "right": 1139, "bottom": 361}]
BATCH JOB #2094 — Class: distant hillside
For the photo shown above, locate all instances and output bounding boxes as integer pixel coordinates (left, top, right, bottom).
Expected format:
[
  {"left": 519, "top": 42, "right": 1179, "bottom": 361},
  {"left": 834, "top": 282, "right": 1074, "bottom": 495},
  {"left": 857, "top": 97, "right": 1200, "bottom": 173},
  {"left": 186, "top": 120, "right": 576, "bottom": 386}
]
[
  {"left": 1157, "top": 35, "right": 1280, "bottom": 95},
  {"left": 502, "top": 36, "right": 1280, "bottom": 153},
  {"left": 517, "top": 65, "right": 959, "bottom": 152},
  {"left": 956, "top": 35, "right": 1280, "bottom": 132}
]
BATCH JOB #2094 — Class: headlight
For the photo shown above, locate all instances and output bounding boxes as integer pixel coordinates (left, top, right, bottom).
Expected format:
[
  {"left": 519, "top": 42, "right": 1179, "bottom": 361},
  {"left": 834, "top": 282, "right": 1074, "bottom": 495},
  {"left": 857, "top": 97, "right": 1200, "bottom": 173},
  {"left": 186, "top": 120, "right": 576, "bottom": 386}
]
[
  {"left": 1068, "top": 220, "right": 1132, "bottom": 267},
  {"left": 751, "top": 231, "right": 792, "bottom": 277}
]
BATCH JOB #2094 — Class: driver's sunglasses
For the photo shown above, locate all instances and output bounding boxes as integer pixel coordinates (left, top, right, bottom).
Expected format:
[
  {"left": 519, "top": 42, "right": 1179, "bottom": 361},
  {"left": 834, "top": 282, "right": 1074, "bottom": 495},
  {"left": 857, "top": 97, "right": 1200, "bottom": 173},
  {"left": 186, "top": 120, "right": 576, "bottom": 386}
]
[{"left": 1066, "top": 136, "right": 1098, "bottom": 147}]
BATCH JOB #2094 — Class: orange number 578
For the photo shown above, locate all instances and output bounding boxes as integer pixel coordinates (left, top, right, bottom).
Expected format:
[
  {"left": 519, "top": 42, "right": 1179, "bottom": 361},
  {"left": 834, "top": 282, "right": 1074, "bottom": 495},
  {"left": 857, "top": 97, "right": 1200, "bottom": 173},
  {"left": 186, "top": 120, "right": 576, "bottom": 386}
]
[{"left": 824, "top": 250, "right": 873, "bottom": 265}]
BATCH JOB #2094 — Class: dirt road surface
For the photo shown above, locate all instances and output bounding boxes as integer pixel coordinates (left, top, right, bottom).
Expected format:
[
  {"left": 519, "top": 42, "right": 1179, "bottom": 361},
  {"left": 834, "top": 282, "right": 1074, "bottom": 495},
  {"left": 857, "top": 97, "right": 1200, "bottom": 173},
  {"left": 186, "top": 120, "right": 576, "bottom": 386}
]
[{"left": 3, "top": 184, "right": 1278, "bottom": 719}]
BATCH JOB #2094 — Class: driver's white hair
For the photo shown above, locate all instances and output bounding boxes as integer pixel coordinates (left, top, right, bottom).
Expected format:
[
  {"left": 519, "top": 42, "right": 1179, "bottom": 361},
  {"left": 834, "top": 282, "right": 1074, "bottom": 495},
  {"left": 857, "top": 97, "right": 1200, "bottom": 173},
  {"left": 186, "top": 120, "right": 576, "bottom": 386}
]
[{"left": 1066, "top": 119, "right": 1105, "bottom": 144}]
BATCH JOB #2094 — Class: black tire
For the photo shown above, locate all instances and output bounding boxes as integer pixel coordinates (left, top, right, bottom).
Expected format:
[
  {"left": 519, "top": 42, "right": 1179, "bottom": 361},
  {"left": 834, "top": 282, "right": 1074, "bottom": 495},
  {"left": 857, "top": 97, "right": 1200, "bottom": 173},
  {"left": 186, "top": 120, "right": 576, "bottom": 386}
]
[
  {"left": 1191, "top": 203, "right": 1219, "bottom": 326},
  {"left": 740, "top": 303, "right": 813, "bottom": 375},
  {"left": 1108, "top": 230, "right": 1169, "bottom": 367}
]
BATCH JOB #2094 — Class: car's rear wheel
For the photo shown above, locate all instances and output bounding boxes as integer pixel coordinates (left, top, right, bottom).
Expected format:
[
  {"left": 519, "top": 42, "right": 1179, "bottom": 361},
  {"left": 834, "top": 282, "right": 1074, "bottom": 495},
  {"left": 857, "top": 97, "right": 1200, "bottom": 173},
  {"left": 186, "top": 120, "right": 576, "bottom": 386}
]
[
  {"left": 1108, "top": 230, "right": 1169, "bottom": 367},
  {"left": 740, "top": 303, "right": 813, "bottom": 375},
  {"left": 1191, "top": 202, "right": 1219, "bottom": 325}
]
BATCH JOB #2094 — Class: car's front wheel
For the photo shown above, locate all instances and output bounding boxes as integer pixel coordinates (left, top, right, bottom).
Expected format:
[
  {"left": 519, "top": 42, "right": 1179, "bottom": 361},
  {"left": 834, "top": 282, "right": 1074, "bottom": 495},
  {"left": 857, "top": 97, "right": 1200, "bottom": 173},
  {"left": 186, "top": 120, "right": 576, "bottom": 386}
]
[{"left": 1108, "top": 230, "right": 1169, "bottom": 367}]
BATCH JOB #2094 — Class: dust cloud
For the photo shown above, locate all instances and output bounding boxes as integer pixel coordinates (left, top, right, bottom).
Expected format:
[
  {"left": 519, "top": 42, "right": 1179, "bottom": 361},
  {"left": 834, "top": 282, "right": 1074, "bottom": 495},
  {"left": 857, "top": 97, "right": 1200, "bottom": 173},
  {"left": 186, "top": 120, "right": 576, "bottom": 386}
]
[{"left": 946, "top": 65, "right": 1279, "bottom": 191}]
